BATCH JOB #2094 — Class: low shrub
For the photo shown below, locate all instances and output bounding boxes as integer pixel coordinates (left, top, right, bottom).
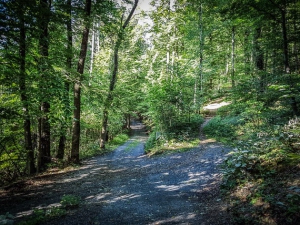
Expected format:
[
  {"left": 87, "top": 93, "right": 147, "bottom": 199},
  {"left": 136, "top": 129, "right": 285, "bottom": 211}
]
[
  {"left": 60, "top": 194, "right": 81, "bottom": 209},
  {"left": 109, "top": 133, "right": 129, "bottom": 146},
  {"left": 203, "top": 115, "right": 243, "bottom": 141},
  {"left": 221, "top": 118, "right": 300, "bottom": 224},
  {"left": 145, "top": 115, "right": 204, "bottom": 155}
]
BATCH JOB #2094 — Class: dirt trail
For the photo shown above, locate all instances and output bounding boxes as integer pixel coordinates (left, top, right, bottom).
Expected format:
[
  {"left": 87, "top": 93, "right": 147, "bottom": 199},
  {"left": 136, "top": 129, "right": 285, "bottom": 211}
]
[{"left": 0, "top": 121, "right": 232, "bottom": 224}]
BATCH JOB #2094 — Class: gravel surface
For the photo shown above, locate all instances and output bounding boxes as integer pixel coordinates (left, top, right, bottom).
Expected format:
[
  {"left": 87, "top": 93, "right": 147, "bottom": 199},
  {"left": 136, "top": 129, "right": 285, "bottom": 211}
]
[{"left": 0, "top": 121, "right": 233, "bottom": 224}]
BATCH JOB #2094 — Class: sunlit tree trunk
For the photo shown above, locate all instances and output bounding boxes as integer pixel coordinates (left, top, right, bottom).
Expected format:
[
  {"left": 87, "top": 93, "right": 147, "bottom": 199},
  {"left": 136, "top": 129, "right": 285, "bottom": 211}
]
[
  {"left": 199, "top": 2, "right": 204, "bottom": 95},
  {"left": 71, "top": 0, "right": 92, "bottom": 163},
  {"left": 89, "top": 23, "right": 95, "bottom": 86},
  {"left": 194, "top": 1, "right": 203, "bottom": 109},
  {"left": 231, "top": 26, "right": 235, "bottom": 89}
]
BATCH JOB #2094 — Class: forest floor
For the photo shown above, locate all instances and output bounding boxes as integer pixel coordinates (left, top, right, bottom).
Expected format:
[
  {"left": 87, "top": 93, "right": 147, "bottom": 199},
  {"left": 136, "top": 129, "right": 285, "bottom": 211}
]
[{"left": 0, "top": 120, "right": 233, "bottom": 225}]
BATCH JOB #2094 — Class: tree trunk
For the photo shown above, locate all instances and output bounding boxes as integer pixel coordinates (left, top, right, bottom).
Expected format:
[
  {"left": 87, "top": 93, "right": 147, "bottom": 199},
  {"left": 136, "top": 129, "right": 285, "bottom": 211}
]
[
  {"left": 194, "top": 1, "right": 203, "bottom": 110},
  {"left": 70, "top": 0, "right": 92, "bottom": 163},
  {"left": 199, "top": 2, "right": 204, "bottom": 95},
  {"left": 281, "top": 6, "right": 299, "bottom": 116},
  {"left": 254, "top": 27, "right": 265, "bottom": 94},
  {"left": 100, "top": 108, "right": 109, "bottom": 149},
  {"left": 19, "top": 12, "right": 35, "bottom": 174},
  {"left": 100, "top": 0, "right": 139, "bottom": 149},
  {"left": 126, "top": 114, "right": 131, "bottom": 130},
  {"left": 231, "top": 26, "right": 235, "bottom": 89},
  {"left": 37, "top": 0, "right": 52, "bottom": 172},
  {"left": 89, "top": 23, "right": 95, "bottom": 86},
  {"left": 57, "top": 0, "right": 72, "bottom": 160}
]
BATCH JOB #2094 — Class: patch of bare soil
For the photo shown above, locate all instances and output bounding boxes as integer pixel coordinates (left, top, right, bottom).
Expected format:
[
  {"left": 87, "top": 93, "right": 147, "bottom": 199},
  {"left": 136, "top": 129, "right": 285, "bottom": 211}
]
[{"left": 0, "top": 121, "right": 233, "bottom": 224}]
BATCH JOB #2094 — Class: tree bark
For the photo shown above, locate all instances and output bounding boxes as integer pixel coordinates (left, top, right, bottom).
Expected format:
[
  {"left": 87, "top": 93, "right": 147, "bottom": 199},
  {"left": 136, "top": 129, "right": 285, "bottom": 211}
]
[
  {"left": 281, "top": 5, "right": 299, "bottom": 116},
  {"left": 254, "top": 27, "right": 265, "bottom": 93},
  {"left": 199, "top": 2, "right": 204, "bottom": 95},
  {"left": 70, "top": 0, "right": 92, "bottom": 163},
  {"left": 19, "top": 11, "right": 35, "bottom": 174},
  {"left": 57, "top": 0, "right": 72, "bottom": 160},
  {"left": 37, "top": 0, "right": 52, "bottom": 171},
  {"left": 89, "top": 23, "right": 95, "bottom": 86},
  {"left": 194, "top": 1, "right": 203, "bottom": 109},
  {"left": 100, "top": 0, "right": 139, "bottom": 149},
  {"left": 231, "top": 26, "right": 235, "bottom": 89}
]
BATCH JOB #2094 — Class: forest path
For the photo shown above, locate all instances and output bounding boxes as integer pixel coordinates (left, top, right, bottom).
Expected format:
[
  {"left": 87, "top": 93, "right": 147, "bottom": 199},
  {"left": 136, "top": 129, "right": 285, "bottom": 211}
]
[{"left": 0, "top": 120, "right": 232, "bottom": 224}]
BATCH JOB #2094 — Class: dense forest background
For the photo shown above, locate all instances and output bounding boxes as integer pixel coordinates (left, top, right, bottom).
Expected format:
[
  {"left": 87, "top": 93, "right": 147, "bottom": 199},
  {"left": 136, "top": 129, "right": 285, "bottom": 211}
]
[{"left": 1, "top": 0, "right": 299, "bottom": 223}]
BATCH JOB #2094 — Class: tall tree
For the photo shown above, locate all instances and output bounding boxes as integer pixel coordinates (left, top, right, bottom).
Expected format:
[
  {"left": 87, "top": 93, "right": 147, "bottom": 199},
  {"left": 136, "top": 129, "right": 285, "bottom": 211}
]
[
  {"left": 57, "top": 0, "right": 73, "bottom": 159},
  {"left": 37, "top": 0, "right": 52, "bottom": 171},
  {"left": 18, "top": 1, "right": 35, "bottom": 174},
  {"left": 71, "top": 0, "right": 92, "bottom": 163},
  {"left": 100, "top": 0, "right": 139, "bottom": 149}
]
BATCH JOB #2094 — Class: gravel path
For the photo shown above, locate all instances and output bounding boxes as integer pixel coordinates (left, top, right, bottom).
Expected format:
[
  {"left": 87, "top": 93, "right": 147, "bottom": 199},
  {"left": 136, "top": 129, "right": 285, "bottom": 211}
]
[{"left": 0, "top": 121, "right": 233, "bottom": 224}]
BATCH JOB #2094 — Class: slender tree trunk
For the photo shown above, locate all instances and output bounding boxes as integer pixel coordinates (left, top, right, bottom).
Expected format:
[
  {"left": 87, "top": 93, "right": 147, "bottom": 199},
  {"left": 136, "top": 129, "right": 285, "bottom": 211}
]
[
  {"left": 231, "top": 26, "right": 235, "bottom": 89},
  {"left": 70, "top": 0, "right": 92, "bottom": 163},
  {"left": 281, "top": 6, "right": 299, "bottom": 116},
  {"left": 254, "top": 27, "right": 265, "bottom": 94},
  {"left": 126, "top": 114, "right": 131, "bottom": 130},
  {"left": 100, "top": 0, "right": 139, "bottom": 149},
  {"left": 199, "top": 2, "right": 204, "bottom": 95},
  {"left": 194, "top": 1, "right": 203, "bottom": 109},
  {"left": 89, "top": 23, "right": 95, "bottom": 86},
  {"left": 292, "top": 0, "right": 299, "bottom": 72},
  {"left": 19, "top": 13, "right": 35, "bottom": 174},
  {"left": 244, "top": 30, "right": 251, "bottom": 75},
  {"left": 37, "top": 0, "right": 52, "bottom": 171},
  {"left": 100, "top": 41, "right": 120, "bottom": 149},
  {"left": 97, "top": 23, "right": 100, "bottom": 53},
  {"left": 57, "top": 0, "right": 72, "bottom": 160}
]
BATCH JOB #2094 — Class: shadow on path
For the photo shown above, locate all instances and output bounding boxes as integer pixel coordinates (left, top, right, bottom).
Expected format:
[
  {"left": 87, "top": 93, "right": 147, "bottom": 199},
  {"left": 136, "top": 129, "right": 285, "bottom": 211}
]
[{"left": 0, "top": 121, "right": 232, "bottom": 224}]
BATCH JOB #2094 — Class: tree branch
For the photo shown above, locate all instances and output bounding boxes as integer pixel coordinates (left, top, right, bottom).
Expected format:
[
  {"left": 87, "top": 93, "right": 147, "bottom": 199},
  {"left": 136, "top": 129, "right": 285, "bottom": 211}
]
[{"left": 122, "top": 0, "right": 139, "bottom": 29}]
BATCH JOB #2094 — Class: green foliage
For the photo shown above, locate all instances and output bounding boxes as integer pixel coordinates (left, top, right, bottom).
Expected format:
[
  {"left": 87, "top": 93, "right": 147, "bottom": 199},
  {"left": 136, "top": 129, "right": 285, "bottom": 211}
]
[
  {"left": 145, "top": 114, "right": 203, "bottom": 155},
  {"left": 0, "top": 212, "right": 14, "bottom": 225},
  {"left": 45, "top": 207, "right": 66, "bottom": 218},
  {"left": 79, "top": 133, "right": 129, "bottom": 159},
  {"left": 18, "top": 209, "right": 45, "bottom": 225},
  {"left": 60, "top": 194, "right": 81, "bottom": 209},
  {"left": 0, "top": 136, "right": 27, "bottom": 186},
  {"left": 203, "top": 115, "right": 243, "bottom": 141},
  {"left": 221, "top": 118, "right": 300, "bottom": 223},
  {"left": 17, "top": 207, "right": 67, "bottom": 225},
  {"left": 108, "top": 134, "right": 129, "bottom": 147},
  {"left": 144, "top": 131, "right": 160, "bottom": 153},
  {"left": 17, "top": 194, "right": 81, "bottom": 224}
]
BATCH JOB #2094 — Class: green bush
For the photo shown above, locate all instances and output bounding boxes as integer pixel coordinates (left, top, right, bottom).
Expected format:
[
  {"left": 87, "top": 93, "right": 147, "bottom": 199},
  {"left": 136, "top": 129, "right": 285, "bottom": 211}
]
[
  {"left": 0, "top": 212, "right": 14, "bottom": 225},
  {"left": 221, "top": 118, "right": 300, "bottom": 224},
  {"left": 145, "top": 115, "right": 204, "bottom": 154},
  {"left": 144, "top": 131, "right": 160, "bottom": 153},
  {"left": 109, "top": 134, "right": 129, "bottom": 146},
  {"left": 60, "top": 194, "right": 81, "bottom": 209},
  {"left": 203, "top": 115, "right": 243, "bottom": 141}
]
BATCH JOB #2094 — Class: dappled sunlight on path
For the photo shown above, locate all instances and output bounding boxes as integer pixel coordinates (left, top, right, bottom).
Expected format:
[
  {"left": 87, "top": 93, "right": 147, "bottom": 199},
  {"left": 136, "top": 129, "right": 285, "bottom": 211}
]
[{"left": 0, "top": 121, "right": 232, "bottom": 224}]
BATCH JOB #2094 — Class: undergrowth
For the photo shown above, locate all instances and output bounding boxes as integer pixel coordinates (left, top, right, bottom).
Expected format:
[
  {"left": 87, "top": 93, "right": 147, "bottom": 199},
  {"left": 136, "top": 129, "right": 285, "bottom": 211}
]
[
  {"left": 203, "top": 102, "right": 300, "bottom": 224},
  {"left": 4, "top": 194, "right": 82, "bottom": 225},
  {"left": 79, "top": 133, "right": 129, "bottom": 159},
  {"left": 145, "top": 115, "right": 204, "bottom": 155}
]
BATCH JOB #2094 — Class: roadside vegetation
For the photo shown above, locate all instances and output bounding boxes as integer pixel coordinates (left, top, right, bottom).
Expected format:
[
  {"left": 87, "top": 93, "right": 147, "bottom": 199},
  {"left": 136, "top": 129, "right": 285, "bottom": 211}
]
[
  {"left": 1, "top": 0, "right": 299, "bottom": 223},
  {"left": 144, "top": 115, "right": 204, "bottom": 156},
  {"left": 204, "top": 99, "right": 300, "bottom": 224}
]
